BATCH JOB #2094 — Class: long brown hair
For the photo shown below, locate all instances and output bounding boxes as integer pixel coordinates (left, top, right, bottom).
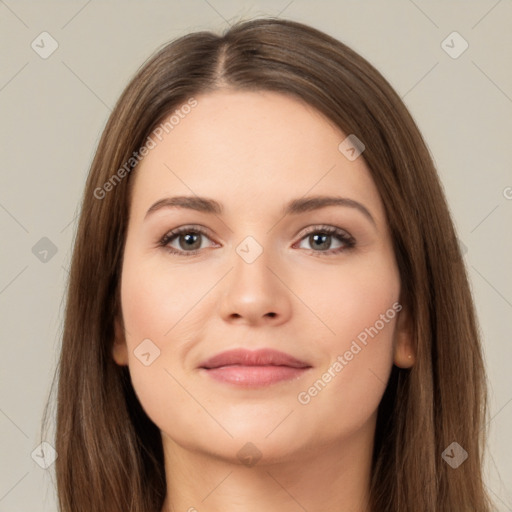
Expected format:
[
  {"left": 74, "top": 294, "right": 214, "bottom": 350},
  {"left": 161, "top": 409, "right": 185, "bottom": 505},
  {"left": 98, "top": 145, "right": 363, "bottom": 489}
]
[{"left": 43, "top": 17, "right": 493, "bottom": 511}]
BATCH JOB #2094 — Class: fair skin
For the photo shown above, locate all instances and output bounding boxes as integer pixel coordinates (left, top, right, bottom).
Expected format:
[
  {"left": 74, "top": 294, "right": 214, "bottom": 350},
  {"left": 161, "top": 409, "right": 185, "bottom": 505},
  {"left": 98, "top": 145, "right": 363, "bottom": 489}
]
[{"left": 112, "top": 89, "right": 414, "bottom": 512}]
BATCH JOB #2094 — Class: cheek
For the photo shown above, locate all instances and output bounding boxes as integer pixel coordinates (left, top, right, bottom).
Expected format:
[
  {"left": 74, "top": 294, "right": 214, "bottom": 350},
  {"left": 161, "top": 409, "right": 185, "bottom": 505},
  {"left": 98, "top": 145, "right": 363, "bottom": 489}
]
[
  {"left": 294, "top": 248, "right": 401, "bottom": 346},
  {"left": 120, "top": 255, "right": 207, "bottom": 341},
  {"left": 292, "top": 254, "right": 400, "bottom": 427},
  {"left": 119, "top": 256, "right": 216, "bottom": 433},
  {"left": 119, "top": 266, "right": 193, "bottom": 435}
]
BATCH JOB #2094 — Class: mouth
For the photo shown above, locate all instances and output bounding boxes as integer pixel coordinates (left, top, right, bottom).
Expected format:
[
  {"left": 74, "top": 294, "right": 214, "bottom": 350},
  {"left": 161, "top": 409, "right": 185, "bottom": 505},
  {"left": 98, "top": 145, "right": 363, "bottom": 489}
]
[{"left": 198, "top": 348, "right": 312, "bottom": 388}]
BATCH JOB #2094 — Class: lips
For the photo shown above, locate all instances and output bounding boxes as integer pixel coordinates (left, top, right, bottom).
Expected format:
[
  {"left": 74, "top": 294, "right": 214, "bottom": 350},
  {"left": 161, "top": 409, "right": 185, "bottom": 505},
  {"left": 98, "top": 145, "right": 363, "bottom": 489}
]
[
  {"left": 199, "top": 348, "right": 311, "bottom": 370},
  {"left": 198, "top": 348, "right": 312, "bottom": 388}
]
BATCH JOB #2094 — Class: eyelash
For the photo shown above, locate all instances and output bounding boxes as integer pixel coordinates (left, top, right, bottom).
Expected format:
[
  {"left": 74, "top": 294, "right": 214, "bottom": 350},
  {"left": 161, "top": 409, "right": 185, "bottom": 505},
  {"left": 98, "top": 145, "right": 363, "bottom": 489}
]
[{"left": 158, "top": 224, "right": 356, "bottom": 257}]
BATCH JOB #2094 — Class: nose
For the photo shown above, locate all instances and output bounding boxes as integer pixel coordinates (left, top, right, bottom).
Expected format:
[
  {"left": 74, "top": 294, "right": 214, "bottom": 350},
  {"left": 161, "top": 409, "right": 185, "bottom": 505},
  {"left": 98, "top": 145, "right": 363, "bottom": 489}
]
[{"left": 218, "top": 245, "right": 292, "bottom": 327}]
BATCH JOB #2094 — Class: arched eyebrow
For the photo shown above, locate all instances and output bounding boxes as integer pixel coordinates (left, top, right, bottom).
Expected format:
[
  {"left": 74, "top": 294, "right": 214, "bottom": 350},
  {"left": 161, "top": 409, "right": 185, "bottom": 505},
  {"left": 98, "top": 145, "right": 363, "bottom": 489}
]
[
  {"left": 284, "top": 196, "right": 376, "bottom": 227},
  {"left": 144, "top": 195, "right": 376, "bottom": 227}
]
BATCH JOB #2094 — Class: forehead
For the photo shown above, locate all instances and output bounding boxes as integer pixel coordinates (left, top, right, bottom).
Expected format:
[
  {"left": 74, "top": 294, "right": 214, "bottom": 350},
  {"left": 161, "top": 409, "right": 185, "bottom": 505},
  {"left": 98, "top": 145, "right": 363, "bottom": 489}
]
[{"left": 129, "top": 89, "right": 386, "bottom": 225}]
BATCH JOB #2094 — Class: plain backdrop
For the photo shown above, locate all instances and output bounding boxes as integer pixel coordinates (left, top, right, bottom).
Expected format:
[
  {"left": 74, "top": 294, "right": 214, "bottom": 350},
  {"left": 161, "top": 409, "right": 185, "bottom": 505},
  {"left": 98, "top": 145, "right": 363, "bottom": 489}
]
[{"left": 0, "top": 1, "right": 511, "bottom": 510}]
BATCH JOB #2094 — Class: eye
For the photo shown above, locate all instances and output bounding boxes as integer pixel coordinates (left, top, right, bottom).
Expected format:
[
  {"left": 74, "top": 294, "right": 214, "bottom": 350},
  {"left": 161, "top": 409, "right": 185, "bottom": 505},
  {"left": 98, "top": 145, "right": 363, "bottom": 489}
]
[
  {"left": 159, "top": 225, "right": 218, "bottom": 255},
  {"left": 294, "top": 225, "right": 355, "bottom": 255},
  {"left": 158, "top": 224, "right": 355, "bottom": 256}
]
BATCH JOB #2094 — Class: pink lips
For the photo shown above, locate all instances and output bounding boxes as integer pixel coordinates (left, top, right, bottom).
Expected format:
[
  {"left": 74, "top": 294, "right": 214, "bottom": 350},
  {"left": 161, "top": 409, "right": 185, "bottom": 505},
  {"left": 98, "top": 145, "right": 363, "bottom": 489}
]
[{"left": 199, "top": 348, "right": 312, "bottom": 388}]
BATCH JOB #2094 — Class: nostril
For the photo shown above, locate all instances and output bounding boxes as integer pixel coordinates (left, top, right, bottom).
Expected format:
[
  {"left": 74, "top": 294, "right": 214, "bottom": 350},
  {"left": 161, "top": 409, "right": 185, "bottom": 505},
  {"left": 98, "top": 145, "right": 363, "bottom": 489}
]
[{"left": 266, "top": 312, "right": 277, "bottom": 318}]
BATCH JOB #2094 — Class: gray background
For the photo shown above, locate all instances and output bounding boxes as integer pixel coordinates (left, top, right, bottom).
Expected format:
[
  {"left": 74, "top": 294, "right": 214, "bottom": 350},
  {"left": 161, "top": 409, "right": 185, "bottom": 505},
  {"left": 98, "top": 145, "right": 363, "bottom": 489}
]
[{"left": 1, "top": 1, "right": 511, "bottom": 510}]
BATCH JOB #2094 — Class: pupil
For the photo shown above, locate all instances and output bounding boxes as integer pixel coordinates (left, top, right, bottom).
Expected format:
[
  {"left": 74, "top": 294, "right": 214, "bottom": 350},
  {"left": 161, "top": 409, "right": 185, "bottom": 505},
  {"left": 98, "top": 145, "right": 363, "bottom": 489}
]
[{"left": 311, "top": 233, "right": 331, "bottom": 250}]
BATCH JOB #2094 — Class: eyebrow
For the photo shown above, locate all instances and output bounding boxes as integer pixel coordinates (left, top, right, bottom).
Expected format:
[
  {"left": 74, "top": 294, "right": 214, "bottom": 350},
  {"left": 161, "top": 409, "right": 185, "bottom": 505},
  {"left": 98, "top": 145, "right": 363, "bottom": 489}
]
[{"left": 144, "top": 195, "right": 376, "bottom": 226}]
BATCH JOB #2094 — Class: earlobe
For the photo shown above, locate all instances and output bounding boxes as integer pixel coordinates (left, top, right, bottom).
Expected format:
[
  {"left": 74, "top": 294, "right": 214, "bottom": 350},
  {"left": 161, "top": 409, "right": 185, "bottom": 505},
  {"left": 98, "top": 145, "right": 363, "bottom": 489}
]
[
  {"left": 393, "top": 306, "right": 415, "bottom": 369},
  {"left": 112, "top": 316, "right": 129, "bottom": 366},
  {"left": 394, "top": 345, "right": 415, "bottom": 368}
]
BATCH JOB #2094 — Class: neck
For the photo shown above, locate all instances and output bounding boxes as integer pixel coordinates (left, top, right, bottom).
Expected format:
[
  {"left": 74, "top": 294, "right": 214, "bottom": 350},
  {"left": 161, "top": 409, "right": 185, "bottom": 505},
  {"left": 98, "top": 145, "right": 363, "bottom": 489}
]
[{"left": 160, "top": 414, "right": 375, "bottom": 512}]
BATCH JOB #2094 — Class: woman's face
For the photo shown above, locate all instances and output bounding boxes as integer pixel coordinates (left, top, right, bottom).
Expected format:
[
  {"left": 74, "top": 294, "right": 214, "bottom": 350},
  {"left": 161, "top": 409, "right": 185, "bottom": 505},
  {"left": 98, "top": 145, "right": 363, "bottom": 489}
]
[{"left": 113, "top": 89, "right": 412, "bottom": 464}]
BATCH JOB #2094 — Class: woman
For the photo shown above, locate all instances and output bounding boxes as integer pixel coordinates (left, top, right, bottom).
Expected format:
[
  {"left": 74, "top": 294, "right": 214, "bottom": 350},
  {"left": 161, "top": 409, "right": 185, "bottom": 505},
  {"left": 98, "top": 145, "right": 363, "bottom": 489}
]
[{"left": 46, "top": 17, "right": 493, "bottom": 511}]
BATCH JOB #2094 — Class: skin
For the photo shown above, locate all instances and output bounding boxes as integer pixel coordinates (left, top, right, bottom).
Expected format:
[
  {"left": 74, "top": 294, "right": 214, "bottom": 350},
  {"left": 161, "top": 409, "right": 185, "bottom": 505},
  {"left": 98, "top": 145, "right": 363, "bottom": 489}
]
[{"left": 112, "top": 89, "right": 415, "bottom": 512}]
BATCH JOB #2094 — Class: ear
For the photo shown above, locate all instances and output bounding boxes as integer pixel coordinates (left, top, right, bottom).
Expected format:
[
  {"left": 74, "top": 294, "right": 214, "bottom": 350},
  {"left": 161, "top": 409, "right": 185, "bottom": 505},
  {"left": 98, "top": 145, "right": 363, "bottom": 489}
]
[
  {"left": 112, "top": 315, "right": 129, "bottom": 366},
  {"left": 393, "top": 304, "right": 415, "bottom": 369}
]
